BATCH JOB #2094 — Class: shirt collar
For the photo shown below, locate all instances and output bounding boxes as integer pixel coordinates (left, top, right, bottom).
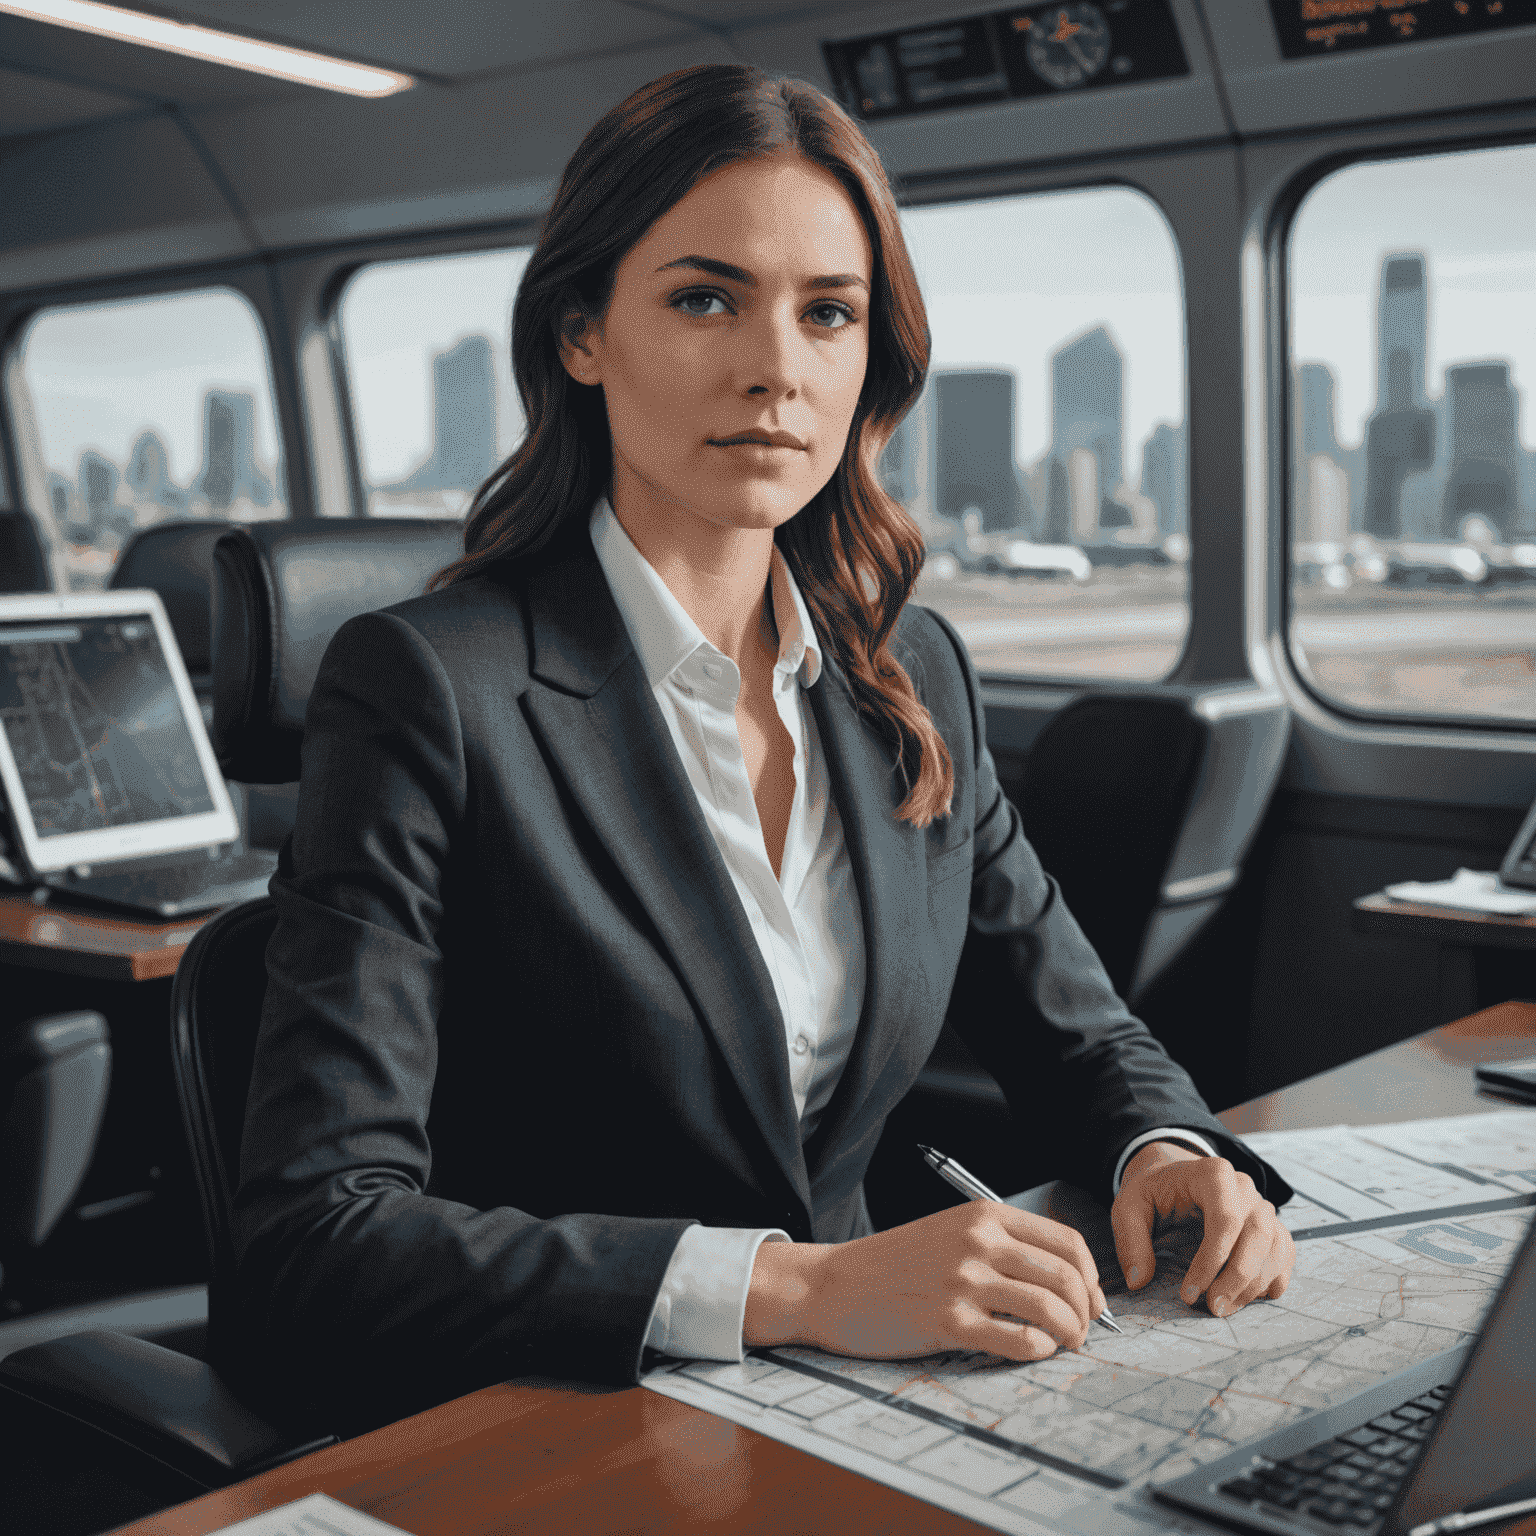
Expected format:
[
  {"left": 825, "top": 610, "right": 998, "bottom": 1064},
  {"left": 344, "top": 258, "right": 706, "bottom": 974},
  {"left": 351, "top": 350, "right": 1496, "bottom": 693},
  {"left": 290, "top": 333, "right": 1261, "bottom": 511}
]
[{"left": 589, "top": 498, "right": 823, "bottom": 690}]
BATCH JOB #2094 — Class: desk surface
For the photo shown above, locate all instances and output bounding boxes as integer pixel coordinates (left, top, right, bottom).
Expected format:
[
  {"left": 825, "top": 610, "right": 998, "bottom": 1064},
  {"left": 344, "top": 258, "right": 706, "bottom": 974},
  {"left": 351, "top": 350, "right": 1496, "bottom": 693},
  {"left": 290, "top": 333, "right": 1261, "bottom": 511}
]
[
  {"left": 1354, "top": 890, "right": 1536, "bottom": 952},
  {"left": 110, "top": 1003, "right": 1536, "bottom": 1536},
  {"left": 0, "top": 894, "right": 208, "bottom": 981}
]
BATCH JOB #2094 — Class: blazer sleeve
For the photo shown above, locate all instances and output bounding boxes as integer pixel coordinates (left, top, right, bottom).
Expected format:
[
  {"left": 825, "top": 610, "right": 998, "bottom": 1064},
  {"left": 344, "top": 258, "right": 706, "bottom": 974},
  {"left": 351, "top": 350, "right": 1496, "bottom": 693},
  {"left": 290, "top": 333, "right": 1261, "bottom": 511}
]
[
  {"left": 920, "top": 609, "right": 1292, "bottom": 1211},
  {"left": 230, "top": 611, "right": 694, "bottom": 1424}
]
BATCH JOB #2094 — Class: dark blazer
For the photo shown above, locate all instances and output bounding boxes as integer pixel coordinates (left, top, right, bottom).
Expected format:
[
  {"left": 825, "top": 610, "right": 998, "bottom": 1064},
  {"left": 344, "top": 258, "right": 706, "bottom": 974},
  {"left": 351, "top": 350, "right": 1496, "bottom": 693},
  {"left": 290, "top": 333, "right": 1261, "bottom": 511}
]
[{"left": 231, "top": 525, "right": 1287, "bottom": 1429}]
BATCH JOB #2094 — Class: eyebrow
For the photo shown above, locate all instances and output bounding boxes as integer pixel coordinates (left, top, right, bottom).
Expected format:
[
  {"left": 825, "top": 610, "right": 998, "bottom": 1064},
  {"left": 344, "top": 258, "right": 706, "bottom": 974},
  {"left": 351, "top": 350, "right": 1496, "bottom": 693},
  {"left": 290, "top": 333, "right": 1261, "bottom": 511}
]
[{"left": 655, "top": 254, "right": 869, "bottom": 293}]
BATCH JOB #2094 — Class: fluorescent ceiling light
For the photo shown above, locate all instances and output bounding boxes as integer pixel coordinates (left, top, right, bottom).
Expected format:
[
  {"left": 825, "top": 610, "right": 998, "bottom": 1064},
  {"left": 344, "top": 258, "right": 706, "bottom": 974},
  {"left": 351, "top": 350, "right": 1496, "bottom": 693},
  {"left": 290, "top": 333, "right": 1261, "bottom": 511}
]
[{"left": 0, "top": 0, "right": 414, "bottom": 97}]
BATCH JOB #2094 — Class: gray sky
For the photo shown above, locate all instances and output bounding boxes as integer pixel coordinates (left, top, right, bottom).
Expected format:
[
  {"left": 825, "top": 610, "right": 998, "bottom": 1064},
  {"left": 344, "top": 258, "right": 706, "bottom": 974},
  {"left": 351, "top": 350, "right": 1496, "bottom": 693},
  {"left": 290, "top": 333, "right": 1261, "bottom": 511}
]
[{"left": 1290, "top": 141, "right": 1536, "bottom": 450}]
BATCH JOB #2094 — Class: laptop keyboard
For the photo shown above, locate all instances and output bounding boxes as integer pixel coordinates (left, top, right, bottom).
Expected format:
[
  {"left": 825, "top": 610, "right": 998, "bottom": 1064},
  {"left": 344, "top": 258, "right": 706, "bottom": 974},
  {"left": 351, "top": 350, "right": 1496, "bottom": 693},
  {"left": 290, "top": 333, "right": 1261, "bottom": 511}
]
[{"left": 1216, "top": 1384, "right": 1452, "bottom": 1529}]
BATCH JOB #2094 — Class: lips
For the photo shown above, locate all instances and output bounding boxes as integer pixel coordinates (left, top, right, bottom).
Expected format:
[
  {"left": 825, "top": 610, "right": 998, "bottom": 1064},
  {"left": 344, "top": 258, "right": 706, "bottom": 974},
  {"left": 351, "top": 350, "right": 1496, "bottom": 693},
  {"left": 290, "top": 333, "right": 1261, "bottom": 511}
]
[{"left": 708, "top": 430, "right": 807, "bottom": 450}]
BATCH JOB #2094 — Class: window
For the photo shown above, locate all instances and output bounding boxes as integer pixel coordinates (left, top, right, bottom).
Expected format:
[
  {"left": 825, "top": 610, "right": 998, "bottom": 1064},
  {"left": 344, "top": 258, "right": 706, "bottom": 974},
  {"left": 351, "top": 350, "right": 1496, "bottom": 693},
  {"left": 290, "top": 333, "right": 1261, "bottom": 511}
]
[
  {"left": 338, "top": 248, "right": 532, "bottom": 517},
  {"left": 893, "top": 187, "right": 1190, "bottom": 681},
  {"left": 11, "top": 288, "right": 287, "bottom": 590},
  {"left": 1288, "top": 143, "right": 1536, "bottom": 726}
]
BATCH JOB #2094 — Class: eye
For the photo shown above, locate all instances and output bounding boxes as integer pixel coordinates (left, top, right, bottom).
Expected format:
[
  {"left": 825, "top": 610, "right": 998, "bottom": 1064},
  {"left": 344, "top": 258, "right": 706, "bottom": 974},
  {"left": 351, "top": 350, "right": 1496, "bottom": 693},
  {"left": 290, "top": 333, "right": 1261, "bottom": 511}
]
[
  {"left": 806, "top": 302, "right": 856, "bottom": 331},
  {"left": 673, "top": 289, "right": 731, "bottom": 317}
]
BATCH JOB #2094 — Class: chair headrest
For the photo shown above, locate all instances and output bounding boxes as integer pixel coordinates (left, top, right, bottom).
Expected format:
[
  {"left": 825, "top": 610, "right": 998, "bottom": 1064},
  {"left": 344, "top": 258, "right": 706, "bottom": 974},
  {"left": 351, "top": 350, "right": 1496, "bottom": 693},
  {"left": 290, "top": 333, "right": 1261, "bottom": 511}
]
[
  {"left": 110, "top": 521, "right": 228, "bottom": 676},
  {"left": 0, "top": 513, "right": 52, "bottom": 596},
  {"left": 211, "top": 520, "right": 464, "bottom": 783}
]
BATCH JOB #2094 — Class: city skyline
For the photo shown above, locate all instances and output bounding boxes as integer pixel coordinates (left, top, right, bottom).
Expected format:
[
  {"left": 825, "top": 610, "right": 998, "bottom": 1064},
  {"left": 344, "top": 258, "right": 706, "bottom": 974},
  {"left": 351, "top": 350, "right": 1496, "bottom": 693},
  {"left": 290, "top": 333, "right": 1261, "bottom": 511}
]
[{"left": 1296, "top": 246, "right": 1536, "bottom": 546}]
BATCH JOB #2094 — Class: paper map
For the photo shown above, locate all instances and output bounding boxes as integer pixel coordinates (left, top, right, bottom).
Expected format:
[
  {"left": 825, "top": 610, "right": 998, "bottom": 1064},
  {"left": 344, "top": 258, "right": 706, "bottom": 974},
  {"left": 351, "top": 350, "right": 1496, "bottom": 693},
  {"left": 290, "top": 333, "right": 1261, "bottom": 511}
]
[{"left": 643, "top": 1110, "right": 1536, "bottom": 1536}]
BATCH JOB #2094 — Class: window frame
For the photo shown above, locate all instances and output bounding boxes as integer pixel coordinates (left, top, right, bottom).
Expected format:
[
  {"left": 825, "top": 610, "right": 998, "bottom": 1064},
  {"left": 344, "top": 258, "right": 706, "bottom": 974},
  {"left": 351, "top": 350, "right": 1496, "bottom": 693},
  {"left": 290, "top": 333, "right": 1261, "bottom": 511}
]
[
  {"left": 1270, "top": 129, "right": 1536, "bottom": 739},
  {"left": 329, "top": 240, "right": 538, "bottom": 522},
  {"left": 0, "top": 259, "right": 309, "bottom": 582}
]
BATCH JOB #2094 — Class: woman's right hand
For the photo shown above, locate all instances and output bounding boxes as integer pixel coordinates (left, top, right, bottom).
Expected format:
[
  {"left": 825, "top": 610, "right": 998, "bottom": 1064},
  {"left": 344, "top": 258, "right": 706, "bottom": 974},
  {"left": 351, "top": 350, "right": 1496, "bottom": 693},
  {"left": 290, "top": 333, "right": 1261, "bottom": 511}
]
[{"left": 743, "top": 1202, "right": 1107, "bottom": 1362}]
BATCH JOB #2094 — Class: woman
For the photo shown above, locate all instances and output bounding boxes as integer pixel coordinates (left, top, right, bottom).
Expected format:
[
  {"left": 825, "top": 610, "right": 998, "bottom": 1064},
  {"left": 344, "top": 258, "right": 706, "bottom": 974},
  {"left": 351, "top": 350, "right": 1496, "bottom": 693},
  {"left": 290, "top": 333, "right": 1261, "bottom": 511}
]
[{"left": 232, "top": 64, "right": 1293, "bottom": 1431}]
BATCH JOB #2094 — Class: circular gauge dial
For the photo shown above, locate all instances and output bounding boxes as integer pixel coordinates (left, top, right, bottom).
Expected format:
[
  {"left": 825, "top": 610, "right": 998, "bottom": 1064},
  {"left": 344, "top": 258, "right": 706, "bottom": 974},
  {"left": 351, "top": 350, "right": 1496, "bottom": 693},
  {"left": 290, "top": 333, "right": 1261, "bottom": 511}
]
[{"left": 1025, "top": 4, "right": 1113, "bottom": 90}]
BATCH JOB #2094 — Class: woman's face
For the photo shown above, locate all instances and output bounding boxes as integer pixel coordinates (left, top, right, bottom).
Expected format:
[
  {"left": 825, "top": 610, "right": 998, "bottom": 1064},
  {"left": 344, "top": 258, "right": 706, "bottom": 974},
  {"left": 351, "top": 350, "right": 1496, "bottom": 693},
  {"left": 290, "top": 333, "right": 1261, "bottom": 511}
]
[{"left": 562, "top": 152, "right": 874, "bottom": 539}]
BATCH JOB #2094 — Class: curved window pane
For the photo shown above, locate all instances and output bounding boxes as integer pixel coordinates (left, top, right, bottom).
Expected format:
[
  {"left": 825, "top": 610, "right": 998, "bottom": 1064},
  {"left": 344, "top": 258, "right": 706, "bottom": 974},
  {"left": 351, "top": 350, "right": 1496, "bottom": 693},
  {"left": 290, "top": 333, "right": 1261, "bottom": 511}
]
[
  {"left": 1288, "top": 143, "right": 1536, "bottom": 725},
  {"left": 339, "top": 248, "right": 531, "bottom": 517},
  {"left": 12, "top": 288, "right": 287, "bottom": 590},
  {"left": 895, "top": 187, "right": 1189, "bottom": 681}
]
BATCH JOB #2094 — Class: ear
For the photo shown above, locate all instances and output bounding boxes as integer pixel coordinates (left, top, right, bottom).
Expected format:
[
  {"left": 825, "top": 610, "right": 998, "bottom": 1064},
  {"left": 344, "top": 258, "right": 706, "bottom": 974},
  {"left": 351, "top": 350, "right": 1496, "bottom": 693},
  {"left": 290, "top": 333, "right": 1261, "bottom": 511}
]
[{"left": 557, "top": 306, "right": 602, "bottom": 387}]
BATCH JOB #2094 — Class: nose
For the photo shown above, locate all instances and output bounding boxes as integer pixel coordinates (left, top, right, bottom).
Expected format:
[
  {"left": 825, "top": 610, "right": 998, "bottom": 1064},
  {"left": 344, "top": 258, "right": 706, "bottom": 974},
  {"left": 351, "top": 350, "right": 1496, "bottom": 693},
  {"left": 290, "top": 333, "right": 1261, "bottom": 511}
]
[{"left": 740, "top": 300, "right": 801, "bottom": 401}]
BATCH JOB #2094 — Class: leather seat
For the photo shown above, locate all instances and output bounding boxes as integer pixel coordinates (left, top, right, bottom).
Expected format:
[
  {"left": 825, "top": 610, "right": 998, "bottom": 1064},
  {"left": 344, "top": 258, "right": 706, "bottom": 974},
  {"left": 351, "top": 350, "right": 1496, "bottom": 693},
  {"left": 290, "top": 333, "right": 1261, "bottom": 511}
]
[
  {"left": 0, "top": 511, "right": 54, "bottom": 593},
  {"left": 0, "top": 1013, "right": 110, "bottom": 1303},
  {"left": 0, "top": 519, "right": 463, "bottom": 1526},
  {"left": 109, "top": 521, "right": 227, "bottom": 700}
]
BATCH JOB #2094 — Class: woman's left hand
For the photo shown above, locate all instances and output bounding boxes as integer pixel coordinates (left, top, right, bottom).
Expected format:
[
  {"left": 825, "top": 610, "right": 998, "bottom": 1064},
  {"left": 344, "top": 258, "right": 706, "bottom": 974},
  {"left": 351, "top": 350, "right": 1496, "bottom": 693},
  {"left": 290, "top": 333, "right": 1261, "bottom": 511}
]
[{"left": 1109, "top": 1140, "right": 1295, "bottom": 1317}]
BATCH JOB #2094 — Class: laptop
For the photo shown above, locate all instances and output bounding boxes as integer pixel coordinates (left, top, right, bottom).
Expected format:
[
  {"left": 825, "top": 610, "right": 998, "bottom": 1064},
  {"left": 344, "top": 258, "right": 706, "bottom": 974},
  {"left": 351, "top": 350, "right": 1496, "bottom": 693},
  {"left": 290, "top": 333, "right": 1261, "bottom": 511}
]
[
  {"left": 1154, "top": 1212, "right": 1536, "bottom": 1536},
  {"left": 0, "top": 589, "right": 277, "bottom": 919}
]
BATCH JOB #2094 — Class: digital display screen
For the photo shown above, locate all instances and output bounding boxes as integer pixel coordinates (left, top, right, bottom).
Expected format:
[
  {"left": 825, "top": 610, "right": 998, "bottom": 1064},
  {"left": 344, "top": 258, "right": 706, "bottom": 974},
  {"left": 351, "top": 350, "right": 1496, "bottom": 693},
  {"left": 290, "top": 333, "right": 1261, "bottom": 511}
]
[
  {"left": 822, "top": 0, "right": 1189, "bottom": 122},
  {"left": 0, "top": 615, "right": 214, "bottom": 837},
  {"left": 1269, "top": 0, "right": 1535, "bottom": 59}
]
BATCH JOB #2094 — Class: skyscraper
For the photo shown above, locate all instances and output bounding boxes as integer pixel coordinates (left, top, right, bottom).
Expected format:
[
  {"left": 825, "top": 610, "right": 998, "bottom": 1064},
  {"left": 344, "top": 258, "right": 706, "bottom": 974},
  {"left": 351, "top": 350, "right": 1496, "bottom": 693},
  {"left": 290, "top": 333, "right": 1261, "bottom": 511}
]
[
  {"left": 1140, "top": 421, "right": 1187, "bottom": 537},
  {"left": 125, "top": 429, "right": 189, "bottom": 518},
  {"left": 392, "top": 335, "right": 499, "bottom": 494},
  {"left": 1376, "top": 252, "right": 1427, "bottom": 412},
  {"left": 196, "top": 390, "right": 274, "bottom": 512},
  {"left": 1049, "top": 326, "right": 1124, "bottom": 541},
  {"left": 1297, "top": 363, "right": 1341, "bottom": 460},
  {"left": 933, "top": 369, "right": 1027, "bottom": 532},
  {"left": 1442, "top": 362, "right": 1520, "bottom": 540}
]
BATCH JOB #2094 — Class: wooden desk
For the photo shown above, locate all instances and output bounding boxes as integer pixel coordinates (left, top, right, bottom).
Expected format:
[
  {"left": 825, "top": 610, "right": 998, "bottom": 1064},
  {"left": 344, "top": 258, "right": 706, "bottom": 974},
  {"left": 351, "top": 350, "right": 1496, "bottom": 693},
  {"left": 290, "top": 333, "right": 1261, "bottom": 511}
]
[
  {"left": 109, "top": 1004, "right": 1536, "bottom": 1536},
  {"left": 1354, "top": 893, "right": 1536, "bottom": 1025},
  {"left": 1354, "top": 892, "right": 1536, "bottom": 954},
  {"left": 0, "top": 894, "right": 208, "bottom": 981}
]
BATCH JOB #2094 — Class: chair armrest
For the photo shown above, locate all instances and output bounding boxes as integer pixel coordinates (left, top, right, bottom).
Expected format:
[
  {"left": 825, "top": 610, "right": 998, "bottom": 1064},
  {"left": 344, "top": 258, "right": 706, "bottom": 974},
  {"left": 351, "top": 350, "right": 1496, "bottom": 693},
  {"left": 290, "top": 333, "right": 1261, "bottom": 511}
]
[{"left": 0, "top": 1330, "right": 336, "bottom": 1488}]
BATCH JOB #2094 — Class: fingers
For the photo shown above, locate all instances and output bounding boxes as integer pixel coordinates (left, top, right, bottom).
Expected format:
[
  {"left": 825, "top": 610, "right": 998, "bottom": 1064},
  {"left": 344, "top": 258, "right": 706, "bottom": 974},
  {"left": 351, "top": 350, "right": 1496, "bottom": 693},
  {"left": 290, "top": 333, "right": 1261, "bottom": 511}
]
[
  {"left": 988, "top": 1240, "right": 1099, "bottom": 1334},
  {"left": 995, "top": 1210, "right": 1105, "bottom": 1316},
  {"left": 1205, "top": 1207, "right": 1276, "bottom": 1316},
  {"left": 971, "top": 1272, "right": 1093, "bottom": 1351},
  {"left": 1110, "top": 1179, "right": 1157, "bottom": 1291},
  {"left": 954, "top": 1305, "right": 1059, "bottom": 1363},
  {"left": 1179, "top": 1163, "right": 1253, "bottom": 1305}
]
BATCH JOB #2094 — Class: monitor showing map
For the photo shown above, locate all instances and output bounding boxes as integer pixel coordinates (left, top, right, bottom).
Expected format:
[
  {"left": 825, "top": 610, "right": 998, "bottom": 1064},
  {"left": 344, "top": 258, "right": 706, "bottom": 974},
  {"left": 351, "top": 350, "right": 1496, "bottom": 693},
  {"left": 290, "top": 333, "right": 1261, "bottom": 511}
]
[{"left": 0, "top": 589, "right": 237, "bottom": 875}]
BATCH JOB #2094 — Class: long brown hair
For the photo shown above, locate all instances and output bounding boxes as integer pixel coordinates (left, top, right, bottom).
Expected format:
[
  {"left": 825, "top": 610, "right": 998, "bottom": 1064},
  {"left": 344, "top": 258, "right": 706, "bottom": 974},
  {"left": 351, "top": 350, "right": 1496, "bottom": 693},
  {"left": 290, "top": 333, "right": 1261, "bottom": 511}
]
[{"left": 432, "top": 64, "right": 953, "bottom": 826}]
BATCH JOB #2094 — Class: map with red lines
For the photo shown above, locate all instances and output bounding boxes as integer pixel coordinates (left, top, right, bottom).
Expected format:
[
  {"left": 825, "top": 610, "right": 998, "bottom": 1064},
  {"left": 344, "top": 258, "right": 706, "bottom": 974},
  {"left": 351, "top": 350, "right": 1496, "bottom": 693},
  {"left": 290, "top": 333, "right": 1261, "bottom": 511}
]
[{"left": 644, "top": 1111, "right": 1536, "bottom": 1536}]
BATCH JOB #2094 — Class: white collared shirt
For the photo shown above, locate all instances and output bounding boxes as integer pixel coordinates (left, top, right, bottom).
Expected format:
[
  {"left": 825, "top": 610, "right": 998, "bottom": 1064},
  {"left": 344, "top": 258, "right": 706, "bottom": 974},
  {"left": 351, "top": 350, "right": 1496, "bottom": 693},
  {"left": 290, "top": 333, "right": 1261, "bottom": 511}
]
[
  {"left": 590, "top": 499, "right": 864, "bottom": 1359},
  {"left": 589, "top": 500, "right": 1214, "bottom": 1362}
]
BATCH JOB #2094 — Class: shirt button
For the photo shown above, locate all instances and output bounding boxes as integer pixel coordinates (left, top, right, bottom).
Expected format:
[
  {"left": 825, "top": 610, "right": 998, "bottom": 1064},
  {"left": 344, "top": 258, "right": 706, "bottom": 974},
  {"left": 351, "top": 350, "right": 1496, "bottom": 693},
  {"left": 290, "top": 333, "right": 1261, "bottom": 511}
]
[{"left": 792, "top": 1034, "right": 810, "bottom": 1055}]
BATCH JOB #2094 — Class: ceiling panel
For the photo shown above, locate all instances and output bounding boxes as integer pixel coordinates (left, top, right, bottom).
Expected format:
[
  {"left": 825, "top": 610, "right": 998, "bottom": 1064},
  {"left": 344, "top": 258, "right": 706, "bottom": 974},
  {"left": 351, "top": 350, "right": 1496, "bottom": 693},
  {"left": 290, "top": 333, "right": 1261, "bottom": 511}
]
[
  {"left": 740, "top": 0, "right": 1230, "bottom": 183},
  {"left": 172, "top": 0, "right": 693, "bottom": 79},
  {"left": 0, "top": 65, "right": 139, "bottom": 136},
  {"left": 192, "top": 33, "right": 739, "bottom": 250},
  {"left": 0, "top": 13, "right": 298, "bottom": 110},
  {"left": 0, "top": 111, "right": 252, "bottom": 289},
  {"left": 1201, "top": 0, "right": 1536, "bottom": 137},
  {"left": 630, "top": 0, "right": 873, "bottom": 27}
]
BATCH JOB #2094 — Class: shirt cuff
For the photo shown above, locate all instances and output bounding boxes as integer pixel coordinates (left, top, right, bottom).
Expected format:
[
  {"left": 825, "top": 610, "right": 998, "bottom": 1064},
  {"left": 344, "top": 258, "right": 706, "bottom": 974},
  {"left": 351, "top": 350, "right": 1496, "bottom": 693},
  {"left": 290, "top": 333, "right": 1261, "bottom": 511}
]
[
  {"left": 1112, "top": 1128, "right": 1219, "bottom": 1195},
  {"left": 643, "top": 1225, "right": 791, "bottom": 1361}
]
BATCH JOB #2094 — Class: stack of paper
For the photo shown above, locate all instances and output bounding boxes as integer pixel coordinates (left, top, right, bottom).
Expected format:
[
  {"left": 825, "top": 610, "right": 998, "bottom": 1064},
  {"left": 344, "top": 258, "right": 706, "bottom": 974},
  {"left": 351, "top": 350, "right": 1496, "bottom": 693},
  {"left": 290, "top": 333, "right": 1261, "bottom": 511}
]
[{"left": 1384, "top": 867, "right": 1536, "bottom": 915}]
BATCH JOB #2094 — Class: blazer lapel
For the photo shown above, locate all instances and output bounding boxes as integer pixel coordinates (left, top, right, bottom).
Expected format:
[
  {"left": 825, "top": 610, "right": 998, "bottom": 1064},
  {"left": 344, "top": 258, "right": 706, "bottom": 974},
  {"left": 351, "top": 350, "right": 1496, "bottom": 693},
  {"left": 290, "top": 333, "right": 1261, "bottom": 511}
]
[
  {"left": 802, "top": 653, "right": 930, "bottom": 1184},
  {"left": 516, "top": 536, "right": 810, "bottom": 1214}
]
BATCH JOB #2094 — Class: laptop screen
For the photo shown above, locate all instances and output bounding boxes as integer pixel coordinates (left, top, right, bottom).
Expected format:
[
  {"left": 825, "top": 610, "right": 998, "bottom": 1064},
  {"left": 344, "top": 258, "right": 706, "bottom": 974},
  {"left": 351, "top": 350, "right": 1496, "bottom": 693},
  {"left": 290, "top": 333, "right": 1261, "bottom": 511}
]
[
  {"left": 0, "top": 592, "right": 236, "bottom": 874},
  {"left": 1390, "top": 1214, "right": 1536, "bottom": 1534}
]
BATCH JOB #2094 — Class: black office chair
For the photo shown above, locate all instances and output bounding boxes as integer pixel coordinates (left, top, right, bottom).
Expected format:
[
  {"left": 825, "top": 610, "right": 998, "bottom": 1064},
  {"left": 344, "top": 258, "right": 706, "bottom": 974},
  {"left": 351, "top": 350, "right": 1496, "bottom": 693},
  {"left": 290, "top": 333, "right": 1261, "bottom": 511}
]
[
  {"left": 0, "top": 519, "right": 463, "bottom": 1514},
  {"left": 1016, "top": 692, "right": 1211, "bottom": 1000},
  {"left": 0, "top": 511, "right": 54, "bottom": 593},
  {"left": 109, "top": 521, "right": 227, "bottom": 700},
  {"left": 0, "top": 1013, "right": 111, "bottom": 1301}
]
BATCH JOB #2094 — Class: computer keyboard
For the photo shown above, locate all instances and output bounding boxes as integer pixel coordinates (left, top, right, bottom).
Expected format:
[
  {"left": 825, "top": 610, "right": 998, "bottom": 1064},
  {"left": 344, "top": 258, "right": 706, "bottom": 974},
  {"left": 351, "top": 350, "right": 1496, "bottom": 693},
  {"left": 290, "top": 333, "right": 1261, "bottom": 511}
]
[{"left": 1215, "top": 1384, "right": 1452, "bottom": 1530}]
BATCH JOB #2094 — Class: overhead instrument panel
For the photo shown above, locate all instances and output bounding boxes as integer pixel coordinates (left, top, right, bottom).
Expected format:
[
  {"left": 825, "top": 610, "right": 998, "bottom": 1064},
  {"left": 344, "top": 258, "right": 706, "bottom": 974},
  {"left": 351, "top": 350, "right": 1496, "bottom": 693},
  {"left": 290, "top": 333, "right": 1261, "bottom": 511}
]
[
  {"left": 821, "top": 0, "right": 1189, "bottom": 121},
  {"left": 1268, "top": 0, "right": 1535, "bottom": 58}
]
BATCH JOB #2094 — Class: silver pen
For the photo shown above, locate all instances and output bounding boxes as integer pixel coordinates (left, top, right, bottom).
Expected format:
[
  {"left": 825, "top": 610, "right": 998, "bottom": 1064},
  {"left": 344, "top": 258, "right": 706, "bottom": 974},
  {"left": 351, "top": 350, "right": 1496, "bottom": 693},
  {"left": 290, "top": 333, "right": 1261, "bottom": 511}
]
[
  {"left": 1408, "top": 1495, "right": 1536, "bottom": 1536},
  {"left": 917, "top": 1143, "right": 1123, "bottom": 1335}
]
